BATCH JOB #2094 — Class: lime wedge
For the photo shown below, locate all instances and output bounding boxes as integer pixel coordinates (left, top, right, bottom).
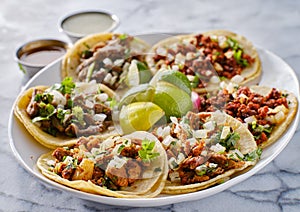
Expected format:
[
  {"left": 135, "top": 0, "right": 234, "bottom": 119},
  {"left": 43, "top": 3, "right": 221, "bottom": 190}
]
[
  {"left": 118, "top": 84, "right": 155, "bottom": 109},
  {"left": 153, "top": 81, "right": 192, "bottom": 119},
  {"left": 119, "top": 102, "right": 165, "bottom": 134},
  {"left": 150, "top": 69, "right": 191, "bottom": 95}
]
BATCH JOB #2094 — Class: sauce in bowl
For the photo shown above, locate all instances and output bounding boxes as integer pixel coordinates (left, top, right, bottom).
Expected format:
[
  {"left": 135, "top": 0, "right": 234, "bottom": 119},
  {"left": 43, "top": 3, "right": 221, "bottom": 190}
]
[
  {"left": 59, "top": 10, "right": 119, "bottom": 43},
  {"left": 20, "top": 46, "right": 66, "bottom": 66},
  {"left": 15, "top": 39, "right": 69, "bottom": 79}
]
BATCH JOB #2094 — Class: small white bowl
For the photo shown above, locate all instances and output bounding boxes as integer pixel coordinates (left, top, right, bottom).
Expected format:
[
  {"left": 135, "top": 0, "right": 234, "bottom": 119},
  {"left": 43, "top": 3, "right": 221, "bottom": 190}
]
[{"left": 59, "top": 10, "right": 120, "bottom": 43}]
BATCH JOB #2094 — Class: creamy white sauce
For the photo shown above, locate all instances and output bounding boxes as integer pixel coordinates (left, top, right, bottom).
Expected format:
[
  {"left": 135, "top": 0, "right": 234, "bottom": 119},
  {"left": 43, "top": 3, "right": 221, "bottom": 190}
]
[{"left": 62, "top": 12, "right": 115, "bottom": 36}]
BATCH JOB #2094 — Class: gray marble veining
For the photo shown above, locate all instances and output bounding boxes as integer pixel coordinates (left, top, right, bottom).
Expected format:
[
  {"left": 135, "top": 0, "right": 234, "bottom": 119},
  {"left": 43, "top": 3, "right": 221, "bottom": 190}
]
[{"left": 1, "top": 0, "right": 300, "bottom": 211}]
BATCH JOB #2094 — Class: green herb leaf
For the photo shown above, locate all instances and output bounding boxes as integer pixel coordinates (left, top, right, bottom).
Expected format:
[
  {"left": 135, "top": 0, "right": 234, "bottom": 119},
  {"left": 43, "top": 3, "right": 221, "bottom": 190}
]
[
  {"left": 117, "top": 144, "right": 125, "bottom": 154},
  {"left": 18, "top": 63, "right": 26, "bottom": 74},
  {"left": 244, "top": 148, "right": 262, "bottom": 161},
  {"left": 72, "top": 106, "right": 85, "bottom": 126},
  {"left": 119, "top": 34, "right": 128, "bottom": 40},
  {"left": 57, "top": 77, "right": 75, "bottom": 95},
  {"left": 138, "top": 139, "right": 160, "bottom": 161}
]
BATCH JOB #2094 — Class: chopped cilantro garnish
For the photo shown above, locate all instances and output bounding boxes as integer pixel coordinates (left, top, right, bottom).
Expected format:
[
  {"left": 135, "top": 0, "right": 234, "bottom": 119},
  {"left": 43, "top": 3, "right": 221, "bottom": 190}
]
[
  {"left": 18, "top": 63, "right": 26, "bottom": 74},
  {"left": 119, "top": 34, "right": 128, "bottom": 40},
  {"left": 136, "top": 61, "right": 148, "bottom": 71},
  {"left": 138, "top": 139, "right": 160, "bottom": 161},
  {"left": 219, "top": 131, "right": 240, "bottom": 151},
  {"left": 57, "top": 77, "right": 75, "bottom": 95},
  {"left": 72, "top": 106, "right": 85, "bottom": 126},
  {"left": 244, "top": 148, "right": 262, "bottom": 161},
  {"left": 117, "top": 144, "right": 125, "bottom": 154},
  {"left": 32, "top": 103, "right": 56, "bottom": 123}
]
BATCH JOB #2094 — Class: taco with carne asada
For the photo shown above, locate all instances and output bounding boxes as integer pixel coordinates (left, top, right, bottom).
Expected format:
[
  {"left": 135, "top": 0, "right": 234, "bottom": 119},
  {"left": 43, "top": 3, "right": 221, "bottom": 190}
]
[
  {"left": 146, "top": 30, "right": 261, "bottom": 93},
  {"left": 14, "top": 77, "right": 118, "bottom": 149},
  {"left": 61, "top": 33, "right": 152, "bottom": 92},
  {"left": 196, "top": 83, "right": 298, "bottom": 148},
  {"left": 37, "top": 131, "right": 168, "bottom": 198},
  {"left": 152, "top": 111, "right": 260, "bottom": 194}
]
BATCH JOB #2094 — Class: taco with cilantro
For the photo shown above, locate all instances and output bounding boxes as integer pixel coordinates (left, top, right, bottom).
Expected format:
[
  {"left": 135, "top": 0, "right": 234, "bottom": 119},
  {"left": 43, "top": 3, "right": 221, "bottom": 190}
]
[
  {"left": 152, "top": 111, "right": 259, "bottom": 194},
  {"left": 14, "top": 77, "right": 118, "bottom": 149},
  {"left": 61, "top": 33, "right": 152, "bottom": 92},
  {"left": 37, "top": 131, "right": 168, "bottom": 198}
]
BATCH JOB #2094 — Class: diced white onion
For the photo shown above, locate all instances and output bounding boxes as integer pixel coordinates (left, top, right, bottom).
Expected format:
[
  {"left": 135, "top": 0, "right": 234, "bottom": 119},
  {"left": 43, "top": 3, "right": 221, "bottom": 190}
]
[
  {"left": 48, "top": 90, "right": 66, "bottom": 106},
  {"left": 156, "top": 47, "right": 167, "bottom": 56},
  {"left": 193, "top": 129, "right": 208, "bottom": 139},
  {"left": 224, "top": 51, "right": 234, "bottom": 58},
  {"left": 195, "top": 164, "right": 207, "bottom": 175},
  {"left": 103, "top": 73, "right": 112, "bottom": 83},
  {"left": 203, "top": 121, "right": 215, "bottom": 131},
  {"left": 93, "top": 114, "right": 107, "bottom": 122},
  {"left": 218, "top": 36, "right": 228, "bottom": 49},
  {"left": 114, "top": 59, "right": 124, "bottom": 66},
  {"left": 162, "top": 135, "right": 175, "bottom": 147},
  {"left": 275, "top": 111, "right": 285, "bottom": 123},
  {"left": 231, "top": 75, "right": 244, "bottom": 84},
  {"left": 175, "top": 53, "right": 185, "bottom": 65},
  {"left": 244, "top": 116, "right": 257, "bottom": 124},
  {"left": 170, "top": 116, "right": 178, "bottom": 124},
  {"left": 103, "top": 58, "right": 113, "bottom": 66},
  {"left": 220, "top": 126, "right": 230, "bottom": 139},
  {"left": 210, "top": 143, "right": 226, "bottom": 153},
  {"left": 187, "top": 75, "right": 195, "bottom": 82},
  {"left": 208, "top": 163, "right": 218, "bottom": 168},
  {"left": 210, "top": 76, "right": 221, "bottom": 84},
  {"left": 177, "top": 153, "right": 186, "bottom": 165}
]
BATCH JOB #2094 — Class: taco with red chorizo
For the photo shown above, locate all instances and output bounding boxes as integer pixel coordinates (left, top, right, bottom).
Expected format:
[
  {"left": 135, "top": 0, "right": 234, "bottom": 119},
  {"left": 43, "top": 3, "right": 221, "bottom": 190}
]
[
  {"left": 146, "top": 30, "right": 261, "bottom": 93},
  {"left": 152, "top": 111, "right": 260, "bottom": 194},
  {"left": 196, "top": 83, "right": 298, "bottom": 148}
]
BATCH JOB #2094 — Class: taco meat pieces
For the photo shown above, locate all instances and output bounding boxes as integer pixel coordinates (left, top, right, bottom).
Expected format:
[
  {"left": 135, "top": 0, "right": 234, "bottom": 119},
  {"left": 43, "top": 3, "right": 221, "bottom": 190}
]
[
  {"left": 62, "top": 33, "right": 151, "bottom": 91},
  {"left": 146, "top": 30, "right": 261, "bottom": 93},
  {"left": 37, "top": 132, "right": 168, "bottom": 198},
  {"left": 14, "top": 77, "right": 118, "bottom": 149},
  {"left": 196, "top": 84, "right": 298, "bottom": 148},
  {"left": 153, "top": 111, "right": 259, "bottom": 194}
]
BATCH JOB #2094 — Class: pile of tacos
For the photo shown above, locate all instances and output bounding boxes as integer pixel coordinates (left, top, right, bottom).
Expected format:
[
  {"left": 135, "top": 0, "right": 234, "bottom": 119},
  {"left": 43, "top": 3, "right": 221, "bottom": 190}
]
[{"left": 14, "top": 31, "right": 298, "bottom": 198}]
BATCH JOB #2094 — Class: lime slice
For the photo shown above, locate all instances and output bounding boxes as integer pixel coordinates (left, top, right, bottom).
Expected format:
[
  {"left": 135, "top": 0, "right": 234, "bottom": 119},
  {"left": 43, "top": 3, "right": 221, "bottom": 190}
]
[
  {"left": 118, "top": 84, "right": 155, "bottom": 109},
  {"left": 119, "top": 102, "right": 165, "bottom": 134},
  {"left": 153, "top": 81, "right": 192, "bottom": 119},
  {"left": 150, "top": 69, "right": 191, "bottom": 95}
]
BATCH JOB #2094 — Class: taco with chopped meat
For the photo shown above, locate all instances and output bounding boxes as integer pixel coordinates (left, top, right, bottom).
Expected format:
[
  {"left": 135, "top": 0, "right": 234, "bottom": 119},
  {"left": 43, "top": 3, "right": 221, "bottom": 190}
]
[
  {"left": 146, "top": 30, "right": 261, "bottom": 93},
  {"left": 196, "top": 84, "right": 298, "bottom": 148},
  {"left": 152, "top": 111, "right": 260, "bottom": 194},
  {"left": 14, "top": 77, "right": 118, "bottom": 149},
  {"left": 37, "top": 131, "right": 168, "bottom": 198},
  {"left": 61, "top": 33, "right": 152, "bottom": 93}
]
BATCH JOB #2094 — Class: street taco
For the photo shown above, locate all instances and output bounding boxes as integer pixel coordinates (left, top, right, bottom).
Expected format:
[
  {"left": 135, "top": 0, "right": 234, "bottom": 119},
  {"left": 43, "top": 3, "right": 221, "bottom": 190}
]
[
  {"left": 152, "top": 111, "right": 259, "bottom": 194},
  {"left": 61, "top": 33, "right": 152, "bottom": 92},
  {"left": 14, "top": 77, "right": 118, "bottom": 149},
  {"left": 196, "top": 84, "right": 298, "bottom": 148},
  {"left": 37, "top": 131, "right": 168, "bottom": 198},
  {"left": 146, "top": 30, "right": 261, "bottom": 93}
]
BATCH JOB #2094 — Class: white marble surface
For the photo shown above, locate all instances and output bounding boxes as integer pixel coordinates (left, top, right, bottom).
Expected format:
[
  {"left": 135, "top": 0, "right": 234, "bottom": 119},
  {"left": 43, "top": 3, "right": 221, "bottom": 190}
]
[{"left": 1, "top": 0, "right": 300, "bottom": 211}]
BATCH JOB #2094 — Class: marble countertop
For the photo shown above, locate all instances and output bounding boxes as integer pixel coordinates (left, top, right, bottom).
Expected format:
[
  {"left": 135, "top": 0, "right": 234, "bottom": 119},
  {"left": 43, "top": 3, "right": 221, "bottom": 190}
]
[{"left": 1, "top": 0, "right": 300, "bottom": 211}]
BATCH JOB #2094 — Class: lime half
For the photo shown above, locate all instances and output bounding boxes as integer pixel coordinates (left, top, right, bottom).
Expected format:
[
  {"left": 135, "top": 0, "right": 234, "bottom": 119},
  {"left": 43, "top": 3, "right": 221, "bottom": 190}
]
[
  {"left": 153, "top": 81, "right": 192, "bottom": 119},
  {"left": 150, "top": 69, "right": 191, "bottom": 95},
  {"left": 119, "top": 102, "right": 165, "bottom": 134}
]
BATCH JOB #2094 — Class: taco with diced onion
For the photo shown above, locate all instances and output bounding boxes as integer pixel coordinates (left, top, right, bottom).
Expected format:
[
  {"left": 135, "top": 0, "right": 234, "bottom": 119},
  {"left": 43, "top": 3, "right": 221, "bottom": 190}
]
[
  {"left": 37, "top": 131, "right": 168, "bottom": 198},
  {"left": 61, "top": 33, "right": 152, "bottom": 92},
  {"left": 152, "top": 111, "right": 260, "bottom": 194},
  {"left": 195, "top": 84, "right": 298, "bottom": 148},
  {"left": 14, "top": 77, "right": 118, "bottom": 149},
  {"left": 146, "top": 30, "right": 261, "bottom": 93}
]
